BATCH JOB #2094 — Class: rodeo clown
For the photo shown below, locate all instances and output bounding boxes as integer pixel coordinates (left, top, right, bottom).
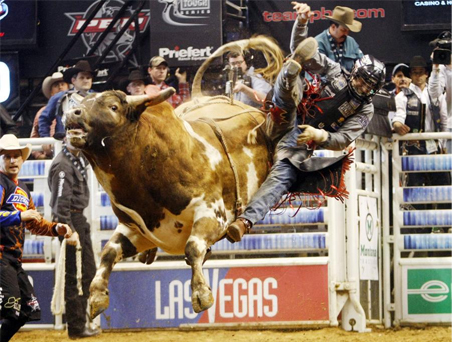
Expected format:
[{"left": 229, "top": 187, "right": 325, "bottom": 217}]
[
  {"left": 0, "top": 134, "right": 76, "bottom": 342},
  {"left": 227, "top": 2, "right": 386, "bottom": 242}
]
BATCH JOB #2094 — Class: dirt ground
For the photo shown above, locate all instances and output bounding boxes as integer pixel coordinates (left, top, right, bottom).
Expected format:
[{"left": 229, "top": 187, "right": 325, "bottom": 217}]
[{"left": 15, "top": 326, "right": 451, "bottom": 342}]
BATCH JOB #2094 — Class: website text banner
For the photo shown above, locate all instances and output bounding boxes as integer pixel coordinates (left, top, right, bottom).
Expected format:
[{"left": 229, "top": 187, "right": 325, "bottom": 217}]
[
  {"left": 101, "top": 264, "right": 328, "bottom": 329},
  {"left": 149, "top": 0, "right": 222, "bottom": 67}
]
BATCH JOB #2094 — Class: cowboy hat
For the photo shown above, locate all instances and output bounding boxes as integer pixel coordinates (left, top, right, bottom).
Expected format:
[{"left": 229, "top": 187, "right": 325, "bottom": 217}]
[
  {"left": 409, "top": 55, "right": 427, "bottom": 69},
  {"left": 0, "top": 134, "right": 32, "bottom": 160},
  {"left": 42, "top": 72, "right": 66, "bottom": 99},
  {"left": 63, "top": 60, "right": 95, "bottom": 83},
  {"left": 326, "top": 6, "right": 362, "bottom": 33},
  {"left": 119, "top": 68, "right": 149, "bottom": 92},
  {"left": 127, "top": 68, "right": 149, "bottom": 83}
]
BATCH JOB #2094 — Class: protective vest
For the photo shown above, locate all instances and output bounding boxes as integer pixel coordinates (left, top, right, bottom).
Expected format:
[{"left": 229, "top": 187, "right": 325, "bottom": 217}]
[
  {"left": 298, "top": 74, "right": 365, "bottom": 132},
  {"left": 401, "top": 87, "right": 441, "bottom": 133}
]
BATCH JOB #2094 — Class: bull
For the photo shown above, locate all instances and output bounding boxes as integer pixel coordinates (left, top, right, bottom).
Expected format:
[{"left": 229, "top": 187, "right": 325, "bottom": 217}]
[{"left": 64, "top": 37, "right": 284, "bottom": 318}]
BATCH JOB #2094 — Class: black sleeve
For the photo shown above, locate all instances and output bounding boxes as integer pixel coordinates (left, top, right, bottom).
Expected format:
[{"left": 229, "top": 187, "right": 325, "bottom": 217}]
[{"left": 48, "top": 160, "right": 74, "bottom": 228}]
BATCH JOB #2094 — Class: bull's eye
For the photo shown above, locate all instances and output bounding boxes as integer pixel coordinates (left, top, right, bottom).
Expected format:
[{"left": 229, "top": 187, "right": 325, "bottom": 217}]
[{"left": 111, "top": 105, "right": 118, "bottom": 112}]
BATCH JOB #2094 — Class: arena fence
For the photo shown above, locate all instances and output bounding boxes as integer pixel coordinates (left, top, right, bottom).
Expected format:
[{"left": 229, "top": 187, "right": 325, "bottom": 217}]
[{"left": 16, "top": 133, "right": 451, "bottom": 332}]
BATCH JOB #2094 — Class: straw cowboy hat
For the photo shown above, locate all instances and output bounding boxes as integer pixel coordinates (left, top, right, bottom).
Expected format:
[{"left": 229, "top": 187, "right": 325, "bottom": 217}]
[
  {"left": 326, "top": 6, "right": 362, "bottom": 32},
  {"left": 42, "top": 72, "right": 65, "bottom": 99},
  {"left": 63, "top": 60, "right": 96, "bottom": 83},
  {"left": 0, "top": 134, "right": 32, "bottom": 160}
]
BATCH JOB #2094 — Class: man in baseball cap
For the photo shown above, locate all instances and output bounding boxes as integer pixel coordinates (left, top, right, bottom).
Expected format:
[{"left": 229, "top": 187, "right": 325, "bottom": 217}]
[
  {"left": 391, "top": 63, "right": 411, "bottom": 95},
  {"left": 311, "top": 5, "right": 364, "bottom": 71},
  {"left": 146, "top": 56, "right": 190, "bottom": 108}
]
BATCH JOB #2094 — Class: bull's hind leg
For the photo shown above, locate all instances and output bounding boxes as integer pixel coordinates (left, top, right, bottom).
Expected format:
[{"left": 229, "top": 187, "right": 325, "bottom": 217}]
[
  {"left": 89, "top": 226, "right": 151, "bottom": 319},
  {"left": 185, "top": 216, "right": 219, "bottom": 313}
]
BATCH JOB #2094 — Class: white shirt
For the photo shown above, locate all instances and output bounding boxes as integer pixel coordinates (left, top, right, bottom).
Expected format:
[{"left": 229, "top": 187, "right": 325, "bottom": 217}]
[
  {"left": 393, "top": 83, "right": 448, "bottom": 132},
  {"left": 429, "top": 64, "right": 452, "bottom": 129}
]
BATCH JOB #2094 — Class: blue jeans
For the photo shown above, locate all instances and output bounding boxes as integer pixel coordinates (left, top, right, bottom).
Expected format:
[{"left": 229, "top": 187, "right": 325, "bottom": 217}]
[
  {"left": 241, "top": 159, "right": 299, "bottom": 225},
  {"left": 241, "top": 61, "right": 304, "bottom": 225}
]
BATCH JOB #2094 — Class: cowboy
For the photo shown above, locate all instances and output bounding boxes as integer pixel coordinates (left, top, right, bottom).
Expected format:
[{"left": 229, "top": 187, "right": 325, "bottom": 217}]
[
  {"left": 311, "top": 5, "right": 363, "bottom": 72},
  {"left": 0, "top": 134, "right": 76, "bottom": 342},
  {"left": 146, "top": 56, "right": 190, "bottom": 108},
  {"left": 30, "top": 72, "right": 70, "bottom": 159},
  {"left": 123, "top": 68, "right": 148, "bottom": 95},
  {"left": 227, "top": 2, "right": 385, "bottom": 242},
  {"left": 38, "top": 60, "right": 96, "bottom": 139}
]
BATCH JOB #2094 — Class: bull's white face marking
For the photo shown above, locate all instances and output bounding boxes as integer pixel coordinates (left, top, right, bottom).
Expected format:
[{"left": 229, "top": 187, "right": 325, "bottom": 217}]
[
  {"left": 182, "top": 121, "right": 223, "bottom": 170},
  {"left": 242, "top": 147, "right": 260, "bottom": 202}
]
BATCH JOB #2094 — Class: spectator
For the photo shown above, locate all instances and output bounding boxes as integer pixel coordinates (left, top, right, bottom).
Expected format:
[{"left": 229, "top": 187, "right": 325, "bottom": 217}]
[
  {"left": 30, "top": 72, "right": 69, "bottom": 159},
  {"left": 392, "top": 55, "right": 448, "bottom": 138},
  {"left": 48, "top": 137, "right": 98, "bottom": 339},
  {"left": 0, "top": 104, "right": 18, "bottom": 137},
  {"left": 309, "top": 5, "right": 363, "bottom": 72},
  {"left": 391, "top": 63, "right": 411, "bottom": 95},
  {"left": 124, "top": 68, "right": 148, "bottom": 95},
  {"left": 429, "top": 31, "right": 451, "bottom": 152},
  {"left": 39, "top": 60, "right": 95, "bottom": 139},
  {"left": 226, "top": 51, "right": 272, "bottom": 108},
  {"left": 227, "top": 2, "right": 385, "bottom": 242},
  {"left": 145, "top": 56, "right": 190, "bottom": 108},
  {"left": 0, "top": 134, "right": 75, "bottom": 342}
]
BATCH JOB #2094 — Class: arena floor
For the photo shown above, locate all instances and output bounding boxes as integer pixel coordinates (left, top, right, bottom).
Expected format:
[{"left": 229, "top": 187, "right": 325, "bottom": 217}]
[{"left": 15, "top": 326, "right": 451, "bottom": 342}]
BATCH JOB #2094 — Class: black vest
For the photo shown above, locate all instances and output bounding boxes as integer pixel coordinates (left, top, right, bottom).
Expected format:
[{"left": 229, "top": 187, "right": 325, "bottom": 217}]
[{"left": 299, "top": 74, "right": 366, "bottom": 132}]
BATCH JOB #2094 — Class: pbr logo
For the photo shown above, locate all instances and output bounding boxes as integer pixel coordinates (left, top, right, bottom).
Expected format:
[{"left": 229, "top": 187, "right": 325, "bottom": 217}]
[
  {"left": 65, "top": 0, "right": 150, "bottom": 63},
  {"left": 160, "top": 0, "right": 210, "bottom": 26},
  {"left": 7, "top": 187, "right": 29, "bottom": 212}
]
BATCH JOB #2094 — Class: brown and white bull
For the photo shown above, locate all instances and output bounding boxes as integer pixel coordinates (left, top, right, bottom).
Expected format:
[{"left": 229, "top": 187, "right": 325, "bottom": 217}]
[{"left": 64, "top": 37, "right": 283, "bottom": 319}]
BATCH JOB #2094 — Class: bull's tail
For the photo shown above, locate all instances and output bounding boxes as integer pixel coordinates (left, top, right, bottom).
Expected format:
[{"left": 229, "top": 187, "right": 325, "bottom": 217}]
[{"left": 192, "top": 36, "right": 284, "bottom": 98}]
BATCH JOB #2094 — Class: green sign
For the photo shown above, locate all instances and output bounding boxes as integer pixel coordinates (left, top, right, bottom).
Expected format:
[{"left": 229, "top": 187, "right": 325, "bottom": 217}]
[{"left": 407, "top": 268, "right": 451, "bottom": 315}]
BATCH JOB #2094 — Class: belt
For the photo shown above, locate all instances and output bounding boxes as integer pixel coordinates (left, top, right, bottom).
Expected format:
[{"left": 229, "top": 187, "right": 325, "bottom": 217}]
[{"left": 70, "top": 209, "right": 84, "bottom": 213}]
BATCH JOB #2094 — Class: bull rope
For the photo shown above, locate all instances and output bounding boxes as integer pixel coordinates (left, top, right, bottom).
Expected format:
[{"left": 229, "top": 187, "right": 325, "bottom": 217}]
[{"left": 51, "top": 237, "right": 83, "bottom": 315}]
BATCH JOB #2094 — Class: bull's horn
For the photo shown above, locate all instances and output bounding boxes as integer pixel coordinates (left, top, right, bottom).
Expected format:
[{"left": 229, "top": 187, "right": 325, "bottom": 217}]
[{"left": 126, "top": 87, "right": 176, "bottom": 107}]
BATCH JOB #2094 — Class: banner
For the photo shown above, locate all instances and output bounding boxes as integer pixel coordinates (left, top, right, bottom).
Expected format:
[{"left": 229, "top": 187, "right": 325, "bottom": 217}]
[
  {"left": 149, "top": 0, "right": 222, "bottom": 66},
  {"left": 402, "top": 266, "right": 452, "bottom": 322},
  {"left": 359, "top": 196, "right": 379, "bottom": 280},
  {"left": 101, "top": 263, "right": 329, "bottom": 329}
]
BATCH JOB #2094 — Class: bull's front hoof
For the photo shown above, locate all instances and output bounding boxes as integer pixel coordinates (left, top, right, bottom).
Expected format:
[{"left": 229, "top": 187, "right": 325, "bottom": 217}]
[
  {"left": 192, "top": 285, "right": 214, "bottom": 313},
  {"left": 89, "top": 291, "right": 110, "bottom": 319}
]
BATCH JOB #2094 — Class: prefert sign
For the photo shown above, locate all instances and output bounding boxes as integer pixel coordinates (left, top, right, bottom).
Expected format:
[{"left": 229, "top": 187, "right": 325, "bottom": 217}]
[{"left": 406, "top": 268, "right": 451, "bottom": 316}]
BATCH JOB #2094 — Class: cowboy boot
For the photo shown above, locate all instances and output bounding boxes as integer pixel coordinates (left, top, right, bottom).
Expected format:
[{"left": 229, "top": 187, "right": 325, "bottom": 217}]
[
  {"left": 292, "top": 37, "right": 318, "bottom": 65},
  {"left": 226, "top": 218, "right": 252, "bottom": 243}
]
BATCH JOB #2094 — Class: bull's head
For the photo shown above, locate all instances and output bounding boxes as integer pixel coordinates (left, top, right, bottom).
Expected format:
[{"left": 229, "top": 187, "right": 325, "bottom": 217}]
[{"left": 63, "top": 88, "right": 175, "bottom": 149}]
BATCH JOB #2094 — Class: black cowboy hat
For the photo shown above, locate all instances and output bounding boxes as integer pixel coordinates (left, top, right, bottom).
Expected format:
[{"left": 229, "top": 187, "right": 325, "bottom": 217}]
[
  {"left": 409, "top": 55, "right": 427, "bottom": 69},
  {"left": 118, "top": 68, "right": 149, "bottom": 92},
  {"left": 63, "top": 60, "right": 96, "bottom": 83}
]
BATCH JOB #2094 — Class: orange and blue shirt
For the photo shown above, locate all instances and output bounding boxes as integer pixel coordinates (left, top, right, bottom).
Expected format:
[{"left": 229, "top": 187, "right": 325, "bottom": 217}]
[{"left": 0, "top": 172, "right": 58, "bottom": 263}]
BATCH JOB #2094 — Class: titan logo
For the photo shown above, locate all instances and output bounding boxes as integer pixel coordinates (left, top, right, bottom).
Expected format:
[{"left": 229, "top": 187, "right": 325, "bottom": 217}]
[
  {"left": 160, "top": 0, "right": 210, "bottom": 26},
  {"left": 407, "top": 280, "right": 450, "bottom": 303}
]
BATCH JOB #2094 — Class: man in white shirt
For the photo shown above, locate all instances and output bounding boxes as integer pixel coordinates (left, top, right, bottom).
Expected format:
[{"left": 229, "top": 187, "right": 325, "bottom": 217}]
[
  {"left": 392, "top": 55, "right": 448, "bottom": 141},
  {"left": 392, "top": 55, "right": 449, "bottom": 198},
  {"left": 428, "top": 31, "right": 452, "bottom": 152}
]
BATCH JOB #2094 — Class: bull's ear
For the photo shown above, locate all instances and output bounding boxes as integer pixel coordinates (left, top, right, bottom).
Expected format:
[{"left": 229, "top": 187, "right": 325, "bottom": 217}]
[{"left": 126, "top": 87, "right": 176, "bottom": 108}]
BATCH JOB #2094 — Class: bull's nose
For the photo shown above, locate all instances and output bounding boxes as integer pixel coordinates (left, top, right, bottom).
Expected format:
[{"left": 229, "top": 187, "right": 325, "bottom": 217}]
[{"left": 74, "top": 109, "right": 82, "bottom": 115}]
